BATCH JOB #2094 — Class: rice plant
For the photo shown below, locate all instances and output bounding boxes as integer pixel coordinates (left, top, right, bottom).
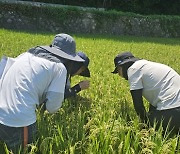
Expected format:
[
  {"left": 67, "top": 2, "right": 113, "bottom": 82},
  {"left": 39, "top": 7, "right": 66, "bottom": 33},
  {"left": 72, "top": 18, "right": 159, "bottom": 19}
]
[{"left": 0, "top": 29, "right": 180, "bottom": 153}]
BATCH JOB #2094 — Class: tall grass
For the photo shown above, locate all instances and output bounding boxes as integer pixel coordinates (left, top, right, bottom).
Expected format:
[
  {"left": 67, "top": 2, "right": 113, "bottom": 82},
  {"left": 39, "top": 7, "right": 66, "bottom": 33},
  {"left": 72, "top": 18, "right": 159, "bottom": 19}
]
[{"left": 0, "top": 29, "right": 180, "bottom": 153}]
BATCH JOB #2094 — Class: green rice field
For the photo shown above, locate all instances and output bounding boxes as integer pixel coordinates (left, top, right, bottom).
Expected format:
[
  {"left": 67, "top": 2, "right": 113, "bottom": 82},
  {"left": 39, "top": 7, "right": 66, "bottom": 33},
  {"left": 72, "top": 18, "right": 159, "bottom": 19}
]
[{"left": 0, "top": 28, "right": 180, "bottom": 153}]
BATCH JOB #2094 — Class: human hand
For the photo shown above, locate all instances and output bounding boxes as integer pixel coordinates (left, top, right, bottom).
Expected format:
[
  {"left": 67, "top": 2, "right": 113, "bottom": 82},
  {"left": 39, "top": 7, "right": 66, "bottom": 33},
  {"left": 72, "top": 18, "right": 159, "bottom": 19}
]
[{"left": 79, "top": 80, "right": 90, "bottom": 90}]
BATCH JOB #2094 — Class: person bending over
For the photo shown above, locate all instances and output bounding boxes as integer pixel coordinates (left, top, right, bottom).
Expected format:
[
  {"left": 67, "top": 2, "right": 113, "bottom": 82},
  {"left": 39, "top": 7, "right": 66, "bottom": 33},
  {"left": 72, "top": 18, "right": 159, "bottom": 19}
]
[
  {"left": 0, "top": 33, "right": 86, "bottom": 152},
  {"left": 112, "top": 52, "right": 180, "bottom": 133}
]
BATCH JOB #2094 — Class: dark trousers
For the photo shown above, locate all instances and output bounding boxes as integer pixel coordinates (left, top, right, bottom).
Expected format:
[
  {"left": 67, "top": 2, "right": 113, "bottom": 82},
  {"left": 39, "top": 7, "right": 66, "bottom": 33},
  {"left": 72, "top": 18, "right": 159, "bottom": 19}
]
[
  {"left": 0, "top": 122, "right": 37, "bottom": 152},
  {"left": 148, "top": 106, "right": 180, "bottom": 134}
]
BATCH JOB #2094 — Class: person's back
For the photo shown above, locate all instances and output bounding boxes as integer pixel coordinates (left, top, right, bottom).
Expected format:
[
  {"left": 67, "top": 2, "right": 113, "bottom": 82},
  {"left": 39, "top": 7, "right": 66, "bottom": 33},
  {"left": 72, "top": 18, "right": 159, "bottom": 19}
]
[
  {"left": 0, "top": 52, "right": 67, "bottom": 127},
  {"left": 128, "top": 59, "right": 180, "bottom": 110}
]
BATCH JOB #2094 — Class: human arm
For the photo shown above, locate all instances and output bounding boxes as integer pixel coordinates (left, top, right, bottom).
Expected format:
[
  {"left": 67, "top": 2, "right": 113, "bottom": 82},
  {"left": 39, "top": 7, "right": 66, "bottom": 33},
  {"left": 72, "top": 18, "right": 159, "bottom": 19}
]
[
  {"left": 130, "top": 89, "right": 148, "bottom": 123},
  {"left": 39, "top": 91, "right": 64, "bottom": 113},
  {"left": 64, "top": 80, "right": 90, "bottom": 99},
  {"left": 64, "top": 84, "right": 81, "bottom": 99},
  {"left": 44, "top": 62, "right": 66, "bottom": 113},
  {"left": 45, "top": 92, "right": 64, "bottom": 113}
]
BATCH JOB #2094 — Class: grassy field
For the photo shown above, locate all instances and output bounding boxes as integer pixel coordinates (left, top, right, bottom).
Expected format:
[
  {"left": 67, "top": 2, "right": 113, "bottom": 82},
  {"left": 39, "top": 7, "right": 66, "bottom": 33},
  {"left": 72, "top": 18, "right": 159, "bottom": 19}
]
[{"left": 0, "top": 28, "right": 180, "bottom": 153}]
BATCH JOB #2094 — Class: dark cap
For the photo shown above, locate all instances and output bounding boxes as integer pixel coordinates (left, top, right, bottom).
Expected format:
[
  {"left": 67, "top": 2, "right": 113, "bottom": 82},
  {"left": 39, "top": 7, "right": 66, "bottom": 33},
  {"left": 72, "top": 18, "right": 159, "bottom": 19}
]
[
  {"left": 77, "top": 52, "right": 90, "bottom": 77},
  {"left": 112, "top": 52, "right": 139, "bottom": 74}
]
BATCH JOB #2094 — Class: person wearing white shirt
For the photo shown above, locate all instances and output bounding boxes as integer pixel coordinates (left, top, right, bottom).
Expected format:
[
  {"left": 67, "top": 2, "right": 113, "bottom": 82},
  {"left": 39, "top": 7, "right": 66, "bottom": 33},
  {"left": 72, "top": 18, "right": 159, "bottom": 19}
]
[
  {"left": 112, "top": 52, "right": 180, "bottom": 133},
  {"left": 0, "top": 33, "right": 86, "bottom": 151}
]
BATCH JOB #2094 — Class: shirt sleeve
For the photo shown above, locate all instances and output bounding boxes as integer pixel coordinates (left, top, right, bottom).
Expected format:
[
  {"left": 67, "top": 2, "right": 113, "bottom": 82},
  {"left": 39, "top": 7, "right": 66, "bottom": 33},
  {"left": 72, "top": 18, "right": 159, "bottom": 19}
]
[
  {"left": 128, "top": 67, "right": 143, "bottom": 90},
  {"left": 45, "top": 63, "right": 67, "bottom": 113},
  {"left": 48, "top": 63, "right": 67, "bottom": 93},
  {"left": 46, "top": 91, "right": 64, "bottom": 113},
  {"left": 0, "top": 56, "right": 7, "bottom": 79},
  {"left": 0, "top": 56, "right": 15, "bottom": 80},
  {"left": 64, "top": 84, "right": 81, "bottom": 99}
]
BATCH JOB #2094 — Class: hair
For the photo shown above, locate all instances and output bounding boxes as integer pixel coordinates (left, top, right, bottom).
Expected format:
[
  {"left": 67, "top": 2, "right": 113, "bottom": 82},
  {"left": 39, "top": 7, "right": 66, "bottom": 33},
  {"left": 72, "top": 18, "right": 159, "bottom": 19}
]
[{"left": 121, "top": 62, "right": 134, "bottom": 80}]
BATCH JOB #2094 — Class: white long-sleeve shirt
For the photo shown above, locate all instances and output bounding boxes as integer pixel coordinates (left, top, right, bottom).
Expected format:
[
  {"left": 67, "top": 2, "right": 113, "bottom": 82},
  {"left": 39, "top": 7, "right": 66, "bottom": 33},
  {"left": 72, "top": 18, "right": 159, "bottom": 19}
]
[
  {"left": 128, "top": 60, "right": 180, "bottom": 110},
  {"left": 0, "top": 52, "right": 67, "bottom": 127}
]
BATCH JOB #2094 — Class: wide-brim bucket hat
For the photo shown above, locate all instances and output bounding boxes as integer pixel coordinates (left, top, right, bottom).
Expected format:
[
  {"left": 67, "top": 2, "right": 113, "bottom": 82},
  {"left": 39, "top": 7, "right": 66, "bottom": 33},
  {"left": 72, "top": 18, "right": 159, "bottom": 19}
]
[
  {"left": 112, "top": 52, "right": 139, "bottom": 74},
  {"left": 39, "top": 34, "right": 85, "bottom": 62}
]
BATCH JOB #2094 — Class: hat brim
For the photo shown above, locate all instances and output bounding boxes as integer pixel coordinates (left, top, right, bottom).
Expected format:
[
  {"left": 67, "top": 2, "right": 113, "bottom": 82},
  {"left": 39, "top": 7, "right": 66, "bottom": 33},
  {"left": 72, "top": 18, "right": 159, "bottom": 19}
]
[
  {"left": 111, "top": 57, "right": 139, "bottom": 74},
  {"left": 39, "top": 46, "right": 85, "bottom": 62},
  {"left": 80, "top": 68, "right": 90, "bottom": 77}
]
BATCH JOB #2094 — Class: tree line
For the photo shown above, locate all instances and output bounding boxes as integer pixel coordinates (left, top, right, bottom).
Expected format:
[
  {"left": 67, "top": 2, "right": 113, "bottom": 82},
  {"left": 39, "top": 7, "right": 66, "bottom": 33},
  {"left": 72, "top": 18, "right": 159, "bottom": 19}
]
[{"left": 23, "top": 0, "right": 180, "bottom": 15}]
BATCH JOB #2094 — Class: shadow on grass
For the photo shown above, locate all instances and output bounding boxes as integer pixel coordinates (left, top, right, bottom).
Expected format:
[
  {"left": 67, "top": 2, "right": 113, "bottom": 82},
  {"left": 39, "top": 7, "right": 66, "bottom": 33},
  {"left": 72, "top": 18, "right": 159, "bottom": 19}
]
[
  {"left": 63, "top": 95, "right": 92, "bottom": 114},
  {"left": 36, "top": 95, "right": 92, "bottom": 153},
  {"left": 114, "top": 99, "right": 180, "bottom": 139},
  {"left": 113, "top": 99, "right": 134, "bottom": 123}
]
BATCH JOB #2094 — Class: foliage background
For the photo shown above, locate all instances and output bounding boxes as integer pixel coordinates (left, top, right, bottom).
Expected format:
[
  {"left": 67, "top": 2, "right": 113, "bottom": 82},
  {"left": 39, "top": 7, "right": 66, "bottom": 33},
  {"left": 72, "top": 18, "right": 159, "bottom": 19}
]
[
  {"left": 1, "top": 2, "right": 180, "bottom": 38},
  {"left": 22, "top": 0, "right": 180, "bottom": 15}
]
